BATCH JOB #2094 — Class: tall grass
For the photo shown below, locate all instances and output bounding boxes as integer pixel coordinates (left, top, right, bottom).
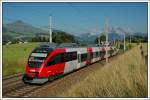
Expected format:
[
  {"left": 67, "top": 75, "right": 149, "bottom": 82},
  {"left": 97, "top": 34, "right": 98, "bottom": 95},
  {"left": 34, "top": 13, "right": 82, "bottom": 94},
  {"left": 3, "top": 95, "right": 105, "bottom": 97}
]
[
  {"left": 62, "top": 44, "right": 148, "bottom": 98},
  {"left": 141, "top": 43, "right": 148, "bottom": 56}
]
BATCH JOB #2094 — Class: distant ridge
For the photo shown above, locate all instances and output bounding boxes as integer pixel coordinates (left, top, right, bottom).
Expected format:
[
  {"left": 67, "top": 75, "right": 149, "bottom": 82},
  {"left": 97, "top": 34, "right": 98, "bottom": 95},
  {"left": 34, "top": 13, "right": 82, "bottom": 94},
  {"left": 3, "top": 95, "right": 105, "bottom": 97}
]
[
  {"left": 2, "top": 20, "right": 77, "bottom": 43},
  {"left": 3, "top": 20, "right": 46, "bottom": 35},
  {"left": 2, "top": 20, "right": 147, "bottom": 43}
]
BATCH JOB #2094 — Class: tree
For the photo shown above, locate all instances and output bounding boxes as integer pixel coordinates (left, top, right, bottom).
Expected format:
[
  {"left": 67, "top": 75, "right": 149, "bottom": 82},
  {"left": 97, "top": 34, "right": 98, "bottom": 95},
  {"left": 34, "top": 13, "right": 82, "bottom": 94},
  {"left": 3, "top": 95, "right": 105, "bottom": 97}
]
[
  {"left": 30, "top": 31, "right": 78, "bottom": 43},
  {"left": 52, "top": 31, "right": 76, "bottom": 43},
  {"left": 95, "top": 33, "right": 106, "bottom": 44}
]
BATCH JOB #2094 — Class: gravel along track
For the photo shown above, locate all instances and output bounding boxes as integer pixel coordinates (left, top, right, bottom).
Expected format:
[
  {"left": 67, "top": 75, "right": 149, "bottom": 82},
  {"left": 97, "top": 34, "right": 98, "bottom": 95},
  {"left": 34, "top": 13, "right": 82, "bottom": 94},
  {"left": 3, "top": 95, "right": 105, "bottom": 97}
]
[
  {"left": 2, "top": 73, "right": 22, "bottom": 81},
  {"left": 2, "top": 52, "right": 121, "bottom": 98}
]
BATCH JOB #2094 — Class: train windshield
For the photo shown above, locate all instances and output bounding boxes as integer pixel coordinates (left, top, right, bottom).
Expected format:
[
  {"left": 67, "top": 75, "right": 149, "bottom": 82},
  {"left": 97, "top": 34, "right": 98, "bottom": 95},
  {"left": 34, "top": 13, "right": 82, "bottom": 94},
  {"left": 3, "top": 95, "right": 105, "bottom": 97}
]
[{"left": 28, "top": 47, "right": 52, "bottom": 68}]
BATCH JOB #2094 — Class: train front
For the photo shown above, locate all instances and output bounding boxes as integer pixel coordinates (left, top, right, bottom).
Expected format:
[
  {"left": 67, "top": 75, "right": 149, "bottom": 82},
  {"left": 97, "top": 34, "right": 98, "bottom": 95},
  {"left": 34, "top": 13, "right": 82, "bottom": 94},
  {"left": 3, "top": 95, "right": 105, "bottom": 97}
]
[{"left": 22, "top": 47, "right": 52, "bottom": 84}]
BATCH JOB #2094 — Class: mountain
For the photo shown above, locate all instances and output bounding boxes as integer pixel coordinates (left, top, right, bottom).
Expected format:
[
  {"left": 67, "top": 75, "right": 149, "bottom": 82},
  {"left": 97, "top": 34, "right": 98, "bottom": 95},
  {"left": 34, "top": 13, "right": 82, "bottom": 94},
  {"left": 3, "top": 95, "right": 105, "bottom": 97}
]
[
  {"left": 133, "top": 32, "right": 147, "bottom": 37},
  {"left": 108, "top": 32, "right": 123, "bottom": 41},
  {"left": 3, "top": 20, "right": 46, "bottom": 36},
  {"left": 2, "top": 20, "right": 48, "bottom": 42},
  {"left": 2, "top": 20, "right": 77, "bottom": 43},
  {"left": 78, "top": 33, "right": 98, "bottom": 42},
  {"left": 78, "top": 32, "right": 123, "bottom": 42},
  {"left": 78, "top": 31, "right": 147, "bottom": 43}
]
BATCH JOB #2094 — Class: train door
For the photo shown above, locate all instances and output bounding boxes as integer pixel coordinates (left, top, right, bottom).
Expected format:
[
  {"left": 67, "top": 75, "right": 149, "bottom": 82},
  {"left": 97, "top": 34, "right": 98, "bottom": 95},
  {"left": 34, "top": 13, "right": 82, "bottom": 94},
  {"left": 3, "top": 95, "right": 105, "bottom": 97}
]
[
  {"left": 86, "top": 47, "right": 93, "bottom": 65},
  {"left": 100, "top": 47, "right": 105, "bottom": 60},
  {"left": 77, "top": 52, "right": 81, "bottom": 69},
  {"left": 77, "top": 48, "right": 87, "bottom": 69},
  {"left": 92, "top": 47, "right": 99, "bottom": 63},
  {"left": 64, "top": 48, "right": 78, "bottom": 74}
]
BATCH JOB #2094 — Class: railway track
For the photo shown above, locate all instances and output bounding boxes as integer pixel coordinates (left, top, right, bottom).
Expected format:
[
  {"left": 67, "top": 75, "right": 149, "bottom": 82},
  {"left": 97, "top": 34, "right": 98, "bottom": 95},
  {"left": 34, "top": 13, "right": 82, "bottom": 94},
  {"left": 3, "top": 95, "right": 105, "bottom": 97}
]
[
  {"left": 2, "top": 51, "right": 123, "bottom": 98},
  {"left": 2, "top": 73, "right": 24, "bottom": 94},
  {"left": 2, "top": 75, "right": 41, "bottom": 98}
]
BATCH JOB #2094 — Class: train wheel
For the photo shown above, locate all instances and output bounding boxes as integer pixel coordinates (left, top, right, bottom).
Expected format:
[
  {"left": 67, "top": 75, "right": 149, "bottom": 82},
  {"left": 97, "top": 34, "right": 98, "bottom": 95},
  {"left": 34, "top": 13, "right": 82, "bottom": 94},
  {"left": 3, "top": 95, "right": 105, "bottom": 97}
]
[
  {"left": 48, "top": 76, "right": 55, "bottom": 81},
  {"left": 48, "top": 74, "right": 63, "bottom": 81}
]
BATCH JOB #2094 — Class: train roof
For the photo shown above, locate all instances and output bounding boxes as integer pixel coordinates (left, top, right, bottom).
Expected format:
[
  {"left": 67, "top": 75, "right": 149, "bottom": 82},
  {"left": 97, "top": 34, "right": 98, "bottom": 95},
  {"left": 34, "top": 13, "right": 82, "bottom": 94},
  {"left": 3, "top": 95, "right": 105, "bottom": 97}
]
[{"left": 38, "top": 42, "right": 104, "bottom": 49}]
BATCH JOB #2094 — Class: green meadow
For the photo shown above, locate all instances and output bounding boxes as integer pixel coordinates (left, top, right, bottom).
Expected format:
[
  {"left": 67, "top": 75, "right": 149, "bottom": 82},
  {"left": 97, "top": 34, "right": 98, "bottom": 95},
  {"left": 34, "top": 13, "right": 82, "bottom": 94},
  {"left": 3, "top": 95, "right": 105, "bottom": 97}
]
[{"left": 2, "top": 43, "right": 38, "bottom": 76}]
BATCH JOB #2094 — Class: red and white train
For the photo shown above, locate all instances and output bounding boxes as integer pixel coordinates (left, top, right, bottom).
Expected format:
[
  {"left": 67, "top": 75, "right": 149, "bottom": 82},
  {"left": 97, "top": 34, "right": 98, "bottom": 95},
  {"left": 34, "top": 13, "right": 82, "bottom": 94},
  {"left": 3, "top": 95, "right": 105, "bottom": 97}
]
[{"left": 22, "top": 43, "right": 118, "bottom": 84}]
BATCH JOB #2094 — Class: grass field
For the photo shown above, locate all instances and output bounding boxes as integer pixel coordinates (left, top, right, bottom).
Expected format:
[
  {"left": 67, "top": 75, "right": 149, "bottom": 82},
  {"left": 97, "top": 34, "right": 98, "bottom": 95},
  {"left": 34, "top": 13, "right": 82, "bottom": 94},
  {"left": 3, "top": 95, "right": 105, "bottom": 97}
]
[
  {"left": 142, "top": 43, "right": 148, "bottom": 56},
  {"left": 2, "top": 43, "right": 38, "bottom": 76},
  {"left": 62, "top": 43, "right": 148, "bottom": 97}
]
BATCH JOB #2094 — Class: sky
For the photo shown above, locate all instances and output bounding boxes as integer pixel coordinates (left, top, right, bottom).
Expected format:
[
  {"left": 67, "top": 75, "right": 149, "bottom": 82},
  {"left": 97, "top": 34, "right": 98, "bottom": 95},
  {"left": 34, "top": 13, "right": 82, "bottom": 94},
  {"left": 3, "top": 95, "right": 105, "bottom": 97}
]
[{"left": 2, "top": 2, "right": 148, "bottom": 35}]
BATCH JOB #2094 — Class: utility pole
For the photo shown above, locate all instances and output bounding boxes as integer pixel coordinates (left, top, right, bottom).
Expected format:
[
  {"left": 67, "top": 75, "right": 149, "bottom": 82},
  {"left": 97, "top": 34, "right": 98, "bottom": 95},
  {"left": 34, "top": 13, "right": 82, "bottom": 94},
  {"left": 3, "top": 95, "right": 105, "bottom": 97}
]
[
  {"left": 130, "top": 34, "right": 131, "bottom": 44},
  {"left": 49, "top": 16, "right": 52, "bottom": 43},
  {"left": 124, "top": 33, "right": 126, "bottom": 51},
  {"left": 98, "top": 35, "right": 100, "bottom": 45},
  {"left": 105, "top": 18, "right": 109, "bottom": 63},
  {"left": 117, "top": 39, "right": 119, "bottom": 49},
  {"left": 127, "top": 27, "right": 131, "bottom": 44}
]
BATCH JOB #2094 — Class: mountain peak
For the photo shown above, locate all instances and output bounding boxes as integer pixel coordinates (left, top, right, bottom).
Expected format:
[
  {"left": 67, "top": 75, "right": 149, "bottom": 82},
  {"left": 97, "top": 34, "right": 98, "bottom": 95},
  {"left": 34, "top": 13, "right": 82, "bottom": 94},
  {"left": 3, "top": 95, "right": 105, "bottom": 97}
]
[
  {"left": 4, "top": 20, "right": 46, "bottom": 34},
  {"left": 14, "top": 20, "right": 24, "bottom": 23},
  {"left": 8, "top": 20, "right": 29, "bottom": 26}
]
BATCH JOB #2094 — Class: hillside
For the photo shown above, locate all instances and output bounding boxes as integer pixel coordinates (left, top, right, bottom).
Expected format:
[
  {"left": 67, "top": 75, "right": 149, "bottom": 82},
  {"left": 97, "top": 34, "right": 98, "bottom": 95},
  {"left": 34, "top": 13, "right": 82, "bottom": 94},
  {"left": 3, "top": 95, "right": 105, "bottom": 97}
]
[
  {"left": 2, "top": 20, "right": 77, "bottom": 43},
  {"left": 3, "top": 20, "right": 45, "bottom": 35},
  {"left": 62, "top": 44, "right": 148, "bottom": 97},
  {"left": 3, "top": 20, "right": 46, "bottom": 39},
  {"left": 78, "top": 32, "right": 121, "bottom": 42}
]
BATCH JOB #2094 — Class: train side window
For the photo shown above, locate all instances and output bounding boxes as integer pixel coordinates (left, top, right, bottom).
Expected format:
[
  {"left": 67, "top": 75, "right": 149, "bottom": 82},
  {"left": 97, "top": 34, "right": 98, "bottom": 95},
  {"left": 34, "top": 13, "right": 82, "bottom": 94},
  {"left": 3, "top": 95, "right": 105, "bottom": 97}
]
[
  {"left": 88, "top": 52, "right": 94, "bottom": 60},
  {"left": 100, "top": 51, "right": 105, "bottom": 57},
  {"left": 87, "top": 53, "right": 93, "bottom": 59},
  {"left": 90, "top": 53, "right": 93, "bottom": 59},
  {"left": 98, "top": 52, "right": 100, "bottom": 57},
  {"left": 72, "top": 52, "right": 77, "bottom": 60},
  {"left": 87, "top": 53, "right": 90, "bottom": 60},
  {"left": 67, "top": 52, "right": 72, "bottom": 61},
  {"left": 64, "top": 52, "right": 77, "bottom": 62},
  {"left": 95, "top": 52, "right": 99, "bottom": 58},
  {"left": 61, "top": 53, "right": 66, "bottom": 62},
  {"left": 93, "top": 52, "right": 99, "bottom": 58},
  {"left": 63, "top": 53, "right": 69, "bottom": 62},
  {"left": 93, "top": 52, "right": 96, "bottom": 58},
  {"left": 81, "top": 53, "right": 87, "bottom": 62},
  {"left": 46, "top": 54, "right": 61, "bottom": 66},
  {"left": 104, "top": 51, "right": 106, "bottom": 56}
]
